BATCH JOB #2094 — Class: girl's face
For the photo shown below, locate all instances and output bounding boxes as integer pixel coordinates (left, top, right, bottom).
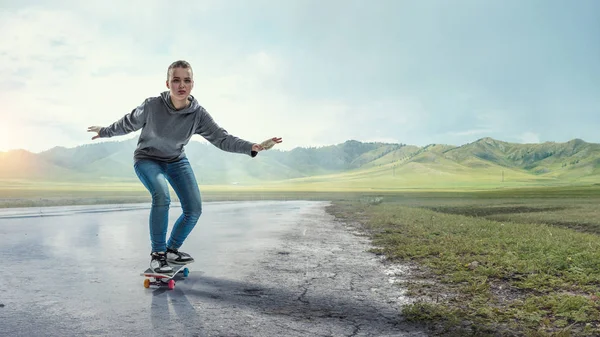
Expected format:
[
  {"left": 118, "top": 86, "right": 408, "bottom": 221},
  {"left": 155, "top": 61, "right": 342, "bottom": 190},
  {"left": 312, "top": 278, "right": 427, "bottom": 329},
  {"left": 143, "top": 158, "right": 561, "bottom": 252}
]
[{"left": 166, "top": 67, "right": 194, "bottom": 100}]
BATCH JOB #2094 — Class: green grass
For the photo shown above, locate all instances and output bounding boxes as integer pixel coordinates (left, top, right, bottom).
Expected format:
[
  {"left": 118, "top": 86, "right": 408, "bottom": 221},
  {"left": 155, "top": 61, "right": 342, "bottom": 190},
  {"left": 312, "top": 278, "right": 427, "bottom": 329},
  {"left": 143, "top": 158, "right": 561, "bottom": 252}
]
[
  {"left": 2, "top": 180, "right": 600, "bottom": 207},
  {"left": 327, "top": 191, "right": 600, "bottom": 336},
  {"left": 0, "top": 180, "right": 380, "bottom": 208}
]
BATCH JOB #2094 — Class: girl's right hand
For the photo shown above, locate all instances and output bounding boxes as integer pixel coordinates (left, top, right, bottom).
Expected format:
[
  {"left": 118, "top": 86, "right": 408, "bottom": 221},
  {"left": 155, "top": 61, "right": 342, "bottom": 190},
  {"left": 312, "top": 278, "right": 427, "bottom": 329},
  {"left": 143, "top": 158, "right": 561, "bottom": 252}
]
[{"left": 87, "top": 126, "right": 102, "bottom": 140}]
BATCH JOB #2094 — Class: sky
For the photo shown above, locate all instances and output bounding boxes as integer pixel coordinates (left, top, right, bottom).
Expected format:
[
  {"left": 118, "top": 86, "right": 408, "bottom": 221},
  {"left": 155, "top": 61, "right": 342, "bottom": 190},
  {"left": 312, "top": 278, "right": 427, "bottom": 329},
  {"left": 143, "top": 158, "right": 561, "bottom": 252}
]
[{"left": 0, "top": 0, "right": 599, "bottom": 153}]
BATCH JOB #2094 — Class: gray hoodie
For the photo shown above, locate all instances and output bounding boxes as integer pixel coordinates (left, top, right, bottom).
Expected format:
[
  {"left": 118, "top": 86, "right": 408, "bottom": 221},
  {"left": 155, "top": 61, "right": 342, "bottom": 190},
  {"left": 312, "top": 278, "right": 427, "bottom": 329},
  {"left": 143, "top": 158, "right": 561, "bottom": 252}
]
[{"left": 99, "top": 91, "right": 256, "bottom": 163}]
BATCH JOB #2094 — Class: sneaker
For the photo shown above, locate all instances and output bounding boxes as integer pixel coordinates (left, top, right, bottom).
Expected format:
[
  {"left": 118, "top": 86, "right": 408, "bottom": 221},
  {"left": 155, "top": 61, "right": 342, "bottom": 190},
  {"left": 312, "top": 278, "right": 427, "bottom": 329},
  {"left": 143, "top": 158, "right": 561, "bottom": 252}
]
[
  {"left": 166, "top": 247, "right": 194, "bottom": 264},
  {"left": 150, "top": 252, "right": 173, "bottom": 273}
]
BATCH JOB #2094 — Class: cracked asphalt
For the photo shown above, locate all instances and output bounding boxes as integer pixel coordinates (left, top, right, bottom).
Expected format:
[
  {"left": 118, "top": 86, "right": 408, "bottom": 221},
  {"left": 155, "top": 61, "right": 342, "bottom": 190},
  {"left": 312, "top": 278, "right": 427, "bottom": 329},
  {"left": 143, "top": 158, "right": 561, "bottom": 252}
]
[{"left": 0, "top": 200, "right": 428, "bottom": 337}]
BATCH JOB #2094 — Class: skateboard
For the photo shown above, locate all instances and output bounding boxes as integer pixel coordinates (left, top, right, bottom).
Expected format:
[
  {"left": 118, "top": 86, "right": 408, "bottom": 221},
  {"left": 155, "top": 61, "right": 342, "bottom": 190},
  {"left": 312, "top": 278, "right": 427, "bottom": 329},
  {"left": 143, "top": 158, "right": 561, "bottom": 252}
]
[{"left": 141, "top": 262, "right": 192, "bottom": 290}]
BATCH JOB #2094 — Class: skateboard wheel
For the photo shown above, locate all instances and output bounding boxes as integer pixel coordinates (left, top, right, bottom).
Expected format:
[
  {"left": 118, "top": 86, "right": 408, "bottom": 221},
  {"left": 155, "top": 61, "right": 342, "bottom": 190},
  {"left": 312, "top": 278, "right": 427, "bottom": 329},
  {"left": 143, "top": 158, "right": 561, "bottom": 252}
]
[
  {"left": 168, "top": 280, "right": 175, "bottom": 290},
  {"left": 183, "top": 268, "right": 189, "bottom": 277},
  {"left": 144, "top": 279, "right": 150, "bottom": 288}
]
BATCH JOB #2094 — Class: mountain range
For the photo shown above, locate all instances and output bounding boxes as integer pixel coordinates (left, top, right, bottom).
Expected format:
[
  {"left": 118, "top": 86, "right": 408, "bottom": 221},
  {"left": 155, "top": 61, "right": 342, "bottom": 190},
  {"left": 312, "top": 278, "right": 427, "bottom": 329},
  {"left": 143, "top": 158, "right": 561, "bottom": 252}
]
[{"left": 1, "top": 137, "right": 599, "bottom": 188}]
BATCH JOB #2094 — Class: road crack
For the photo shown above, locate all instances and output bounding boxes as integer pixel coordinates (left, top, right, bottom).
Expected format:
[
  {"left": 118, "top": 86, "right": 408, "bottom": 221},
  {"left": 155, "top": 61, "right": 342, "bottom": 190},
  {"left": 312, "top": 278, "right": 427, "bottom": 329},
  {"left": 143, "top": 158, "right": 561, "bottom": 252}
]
[
  {"left": 297, "top": 287, "right": 309, "bottom": 304},
  {"left": 348, "top": 323, "right": 362, "bottom": 337}
]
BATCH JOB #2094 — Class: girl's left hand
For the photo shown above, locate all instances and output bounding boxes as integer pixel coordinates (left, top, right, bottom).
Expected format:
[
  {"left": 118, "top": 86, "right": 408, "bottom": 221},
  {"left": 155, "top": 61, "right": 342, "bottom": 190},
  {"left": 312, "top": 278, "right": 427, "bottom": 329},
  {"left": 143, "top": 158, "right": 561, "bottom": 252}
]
[{"left": 253, "top": 137, "right": 283, "bottom": 151}]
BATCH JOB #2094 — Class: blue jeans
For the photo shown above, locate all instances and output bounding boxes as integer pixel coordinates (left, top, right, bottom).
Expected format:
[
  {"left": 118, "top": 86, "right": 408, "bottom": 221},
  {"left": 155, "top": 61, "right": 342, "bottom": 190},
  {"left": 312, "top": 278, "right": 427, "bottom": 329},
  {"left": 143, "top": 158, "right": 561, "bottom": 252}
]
[{"left": 134, "top": 157, "right": 202, "bottom": 253}]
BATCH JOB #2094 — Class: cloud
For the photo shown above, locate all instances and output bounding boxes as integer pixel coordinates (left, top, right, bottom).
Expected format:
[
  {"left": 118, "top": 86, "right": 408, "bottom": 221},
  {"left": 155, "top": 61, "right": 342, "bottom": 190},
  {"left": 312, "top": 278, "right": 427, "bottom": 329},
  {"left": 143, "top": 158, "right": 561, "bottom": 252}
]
[
  {"left": 0, "top": 6, "right": 165, "bottom": 151},
  {"left": 1, "top": 1, "right": 598, "bottom": 152},
  {"left": 0, "top": 4, "right": 286, "bottom": 152},
  {"left": 518, "top": 132, "right": 541, "bottom": 144},
  {"left": 0, "top": 2, "right": 430, "bottom": 153},
  {"left": 446, "top": 129, "right": 494, "bottom": 137}
]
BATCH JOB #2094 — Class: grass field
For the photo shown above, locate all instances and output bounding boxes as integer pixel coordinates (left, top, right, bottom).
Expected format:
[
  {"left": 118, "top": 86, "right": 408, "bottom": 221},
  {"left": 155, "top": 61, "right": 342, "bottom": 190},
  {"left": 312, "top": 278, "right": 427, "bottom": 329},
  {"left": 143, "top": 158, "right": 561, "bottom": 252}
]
[
  {"left": 1, "top": 181, "right": 600, "bottom": 335},
  {"left": 2, "top": 177, "right": 599, "bottom": 208},
  {"left": 328, "top": 188, "right": 600, "bottom": 336},
  {"left": 0, "top": 181, "right": 363, "bottom": 208}
]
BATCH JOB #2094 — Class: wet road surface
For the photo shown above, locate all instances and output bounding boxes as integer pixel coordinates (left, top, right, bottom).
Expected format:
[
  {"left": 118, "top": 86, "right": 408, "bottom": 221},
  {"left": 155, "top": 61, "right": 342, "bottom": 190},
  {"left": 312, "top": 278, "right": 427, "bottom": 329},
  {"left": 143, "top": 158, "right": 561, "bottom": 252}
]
[{"left": 0, "top": 200, "right": 428, "bottom": 337}]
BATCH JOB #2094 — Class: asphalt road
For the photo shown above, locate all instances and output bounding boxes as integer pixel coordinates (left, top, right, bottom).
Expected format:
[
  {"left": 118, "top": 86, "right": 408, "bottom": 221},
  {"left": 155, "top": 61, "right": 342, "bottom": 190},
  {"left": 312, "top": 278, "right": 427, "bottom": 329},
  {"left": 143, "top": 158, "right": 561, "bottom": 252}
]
[{"left": 0, "top": 200, "right": 428, "bottom": 337}]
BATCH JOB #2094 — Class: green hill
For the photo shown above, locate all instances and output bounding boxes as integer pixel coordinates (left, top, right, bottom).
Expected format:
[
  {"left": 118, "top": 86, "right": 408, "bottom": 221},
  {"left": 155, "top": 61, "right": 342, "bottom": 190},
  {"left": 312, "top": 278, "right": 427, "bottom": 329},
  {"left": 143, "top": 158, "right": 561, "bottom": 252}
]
[{"left": 1, "top": 137, "right": 599, "bottom": 190}]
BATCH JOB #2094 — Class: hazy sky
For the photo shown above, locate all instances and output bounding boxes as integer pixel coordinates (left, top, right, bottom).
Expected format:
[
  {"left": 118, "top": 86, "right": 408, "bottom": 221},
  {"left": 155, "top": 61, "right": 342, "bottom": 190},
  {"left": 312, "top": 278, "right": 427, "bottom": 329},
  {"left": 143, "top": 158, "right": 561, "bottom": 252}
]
[{"left": 1, "top": 0, "right": 599, "bottom": 153}]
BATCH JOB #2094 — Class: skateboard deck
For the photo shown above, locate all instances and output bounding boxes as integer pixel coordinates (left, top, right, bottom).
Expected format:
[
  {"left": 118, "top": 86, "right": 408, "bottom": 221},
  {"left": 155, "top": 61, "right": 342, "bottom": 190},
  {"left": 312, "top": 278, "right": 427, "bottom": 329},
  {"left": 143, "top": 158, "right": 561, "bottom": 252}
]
[{"left": 141, "top": 262, "right": 193, "bottom": 290}]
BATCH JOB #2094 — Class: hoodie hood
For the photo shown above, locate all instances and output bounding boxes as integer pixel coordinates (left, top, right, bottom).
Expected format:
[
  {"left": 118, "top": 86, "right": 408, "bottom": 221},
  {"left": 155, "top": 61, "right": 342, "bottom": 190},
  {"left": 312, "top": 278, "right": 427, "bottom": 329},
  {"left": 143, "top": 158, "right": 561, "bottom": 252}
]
[{"left": 160, "top": 91, "right": 200, "bottom": 114}]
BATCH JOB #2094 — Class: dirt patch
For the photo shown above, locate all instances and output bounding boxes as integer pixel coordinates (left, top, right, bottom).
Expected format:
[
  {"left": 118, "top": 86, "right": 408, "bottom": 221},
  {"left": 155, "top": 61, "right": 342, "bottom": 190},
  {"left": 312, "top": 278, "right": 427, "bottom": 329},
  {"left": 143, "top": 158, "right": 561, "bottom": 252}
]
[
  {"left": 240, "top": 202, "right": 429, "bottom": 336},
  {"left": 425, "top": 205, "right": 567, "bottom": 217}
]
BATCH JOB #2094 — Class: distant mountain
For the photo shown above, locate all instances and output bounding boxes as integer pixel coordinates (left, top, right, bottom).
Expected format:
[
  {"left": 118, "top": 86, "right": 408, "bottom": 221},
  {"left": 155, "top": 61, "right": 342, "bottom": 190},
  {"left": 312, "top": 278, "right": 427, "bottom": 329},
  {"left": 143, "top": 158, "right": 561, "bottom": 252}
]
[
  {"left": 1, "top": 137, "right": 599, "bottom": 186},
  {"left": 443, "top": 137, "right": 600, "bottom": 178},
  {"left": 0, "top": 149, "right": 81, "bottom": 180}
]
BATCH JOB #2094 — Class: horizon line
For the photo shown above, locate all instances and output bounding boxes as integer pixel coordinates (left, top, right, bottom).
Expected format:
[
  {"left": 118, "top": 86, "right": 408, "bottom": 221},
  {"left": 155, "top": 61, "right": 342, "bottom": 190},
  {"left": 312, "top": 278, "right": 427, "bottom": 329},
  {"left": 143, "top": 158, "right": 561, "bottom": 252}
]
[{"left": 1, "top": 136, "right": 592, "bottom": 154}]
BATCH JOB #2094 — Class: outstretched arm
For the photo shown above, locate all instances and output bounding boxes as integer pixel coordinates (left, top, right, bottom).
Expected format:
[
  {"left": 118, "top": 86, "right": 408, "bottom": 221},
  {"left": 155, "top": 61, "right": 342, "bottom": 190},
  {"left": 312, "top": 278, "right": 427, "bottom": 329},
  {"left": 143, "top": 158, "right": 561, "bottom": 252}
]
[
  {"left": 196, "top": 108, "right": 282, "bottom": 156},
  {"left": 87, "top": 100, "right": 148, "bottom": 140},
  {"left": 195, "top": 108, "right": 257, "bottom": 155}
]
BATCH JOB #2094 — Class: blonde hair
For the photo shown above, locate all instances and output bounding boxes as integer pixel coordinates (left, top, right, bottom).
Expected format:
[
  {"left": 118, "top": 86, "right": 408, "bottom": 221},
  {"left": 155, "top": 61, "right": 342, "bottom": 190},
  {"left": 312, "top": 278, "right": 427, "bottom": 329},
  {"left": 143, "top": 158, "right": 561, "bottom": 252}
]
[{"left": 167, "top": 60, "right": 193, "bottom": 80}]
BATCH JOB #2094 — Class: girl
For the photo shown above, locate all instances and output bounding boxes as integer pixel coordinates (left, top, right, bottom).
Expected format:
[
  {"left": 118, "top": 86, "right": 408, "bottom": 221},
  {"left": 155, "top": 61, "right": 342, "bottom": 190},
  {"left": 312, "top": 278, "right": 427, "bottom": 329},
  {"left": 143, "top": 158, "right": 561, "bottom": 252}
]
[{"left": 87, "top": 60, "right": 282, "bottom": 273}]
